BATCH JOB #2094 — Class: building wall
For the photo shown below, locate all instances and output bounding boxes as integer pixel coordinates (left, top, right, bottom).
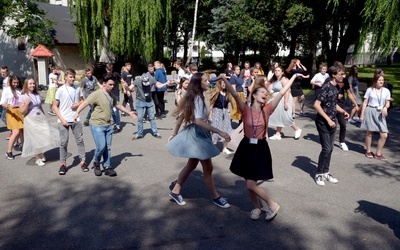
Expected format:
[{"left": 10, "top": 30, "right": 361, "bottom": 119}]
[
  {"left": 52, "top": 45, "right": 86, "bottom": 73},
  {"left": 0, "top": 29, "right": 34, "bottom": 77}
]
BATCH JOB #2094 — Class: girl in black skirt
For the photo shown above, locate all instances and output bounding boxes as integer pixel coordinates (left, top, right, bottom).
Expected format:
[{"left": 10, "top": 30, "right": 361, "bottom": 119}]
[{"left": 219, "top": 73, "right": 300, "bottom": 221}]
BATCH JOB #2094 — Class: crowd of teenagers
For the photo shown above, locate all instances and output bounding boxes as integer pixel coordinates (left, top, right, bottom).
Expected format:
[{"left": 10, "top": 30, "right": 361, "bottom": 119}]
[{"left": 0, "top": 59, "right": 394, "bottom": 221}]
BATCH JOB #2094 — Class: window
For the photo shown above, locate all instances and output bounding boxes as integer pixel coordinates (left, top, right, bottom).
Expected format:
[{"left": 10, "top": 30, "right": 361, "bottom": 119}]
[{"left": 17, "top": 37, "right": 26, "bottom": 50}]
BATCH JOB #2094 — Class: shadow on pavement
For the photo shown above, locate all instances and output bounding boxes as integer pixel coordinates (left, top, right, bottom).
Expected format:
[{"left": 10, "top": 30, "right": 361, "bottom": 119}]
[{"left": 354, "top": 200, "right": 400, "bottom": 240}]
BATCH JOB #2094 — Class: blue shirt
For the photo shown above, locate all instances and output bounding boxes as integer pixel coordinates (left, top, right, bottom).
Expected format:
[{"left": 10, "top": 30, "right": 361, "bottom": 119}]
[
  {"left": 229, "top": 75, "right": 244, "bottom": 92},
  {"left": 155, "top": 68, "right": 168, "bottom": 92}
]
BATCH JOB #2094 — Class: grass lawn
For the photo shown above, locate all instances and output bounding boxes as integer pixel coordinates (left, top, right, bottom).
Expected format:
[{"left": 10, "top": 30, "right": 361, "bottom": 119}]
[
  {"left": 302, "top": 66, "right": 399, "bottom": 106},
  {"left": 356, "top": 66, "right": 399, "bottom": 105}
]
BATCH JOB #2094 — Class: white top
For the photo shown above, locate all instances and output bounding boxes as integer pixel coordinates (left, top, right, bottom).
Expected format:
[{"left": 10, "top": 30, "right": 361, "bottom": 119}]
[
  {"left": 364, "top": 87, "right": 391, "bottom": 107},
  {"left": 48, "top": 73, "right": 58, "bottom": 88},
  {"left": 194, "top": 94, "right": 209, "bottom": 122},
  {"left": 2, "top": 76, "right": 9, "bottom": 88},
  {"left": 311, "top": 72, "right": 329, "bottom": 84},
  {"left": 0, "top": 87, "right": 21, "bottom": 107},
  {"left": 178, "top": 68, "right": 186, "bottom": 79},
  {"left": 267, "top": 70, "right": 274, "bottom": 81},
  {"left": 54, "top": 84, "right": 83, "bottom": 122}
]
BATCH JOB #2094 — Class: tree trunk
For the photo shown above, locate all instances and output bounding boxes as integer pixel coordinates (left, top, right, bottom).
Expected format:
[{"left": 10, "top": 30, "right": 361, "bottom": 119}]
[{"left": 186, "top": 0, "right": 199, "bottom": 65}]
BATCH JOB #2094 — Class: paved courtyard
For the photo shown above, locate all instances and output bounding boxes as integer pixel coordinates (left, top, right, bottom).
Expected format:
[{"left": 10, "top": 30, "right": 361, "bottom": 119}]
[{"left": 0, "top": 90, "right": 399, "bottom": 249}]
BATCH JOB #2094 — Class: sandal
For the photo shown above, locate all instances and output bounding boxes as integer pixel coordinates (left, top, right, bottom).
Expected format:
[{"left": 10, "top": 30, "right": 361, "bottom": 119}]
[{"left": 81, "top": 162, "right": 89, "bottom": 172}]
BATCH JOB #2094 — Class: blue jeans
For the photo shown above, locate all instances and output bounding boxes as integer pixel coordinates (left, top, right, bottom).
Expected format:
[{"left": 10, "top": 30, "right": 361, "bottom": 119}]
[
  {"left": 315, "top": 116, "right": 336, "bottom": 174},
  {"left": 90, "top": 125, "right": 113, "bottom": 167},
  {"left": 136, "top": 99, "right": 158, "bottom": 136},
  {"left": 112, "top": 96, "right": 120, "bottom": 126}
]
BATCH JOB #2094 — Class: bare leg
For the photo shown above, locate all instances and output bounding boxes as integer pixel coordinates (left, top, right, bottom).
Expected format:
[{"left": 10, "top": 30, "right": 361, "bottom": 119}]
[
  {"left": 248, "top": 189, "right": 261, "bottom": 209},
  {"left": 275, "top": 127, "right": 282, "bottom": 136},
  {"left": 292, "top": 96, "right": 298, "bottom": 116},
  {"left": 291, "top": 124, "right": 299, "bottom": 131},
  {"left": 7, "top": 128, "right": 20, "bottom": 153},
  {"left": 300, "top": 95, "right": 305, "bottom": 112},
  {"left": 200, "top": 159, "right": 220, "bottom": 199},
  {"left": 172, "top": 158, "right": 199, "bottom": 194},
  {"left": 245, "top": 179, "right": 278, "bottom": 210},
  {"left": 375, "top": 132, "right": 388, "bottom": 156},
  {"left": 365, "top": 131, "right": 373, "bottom": 153}
]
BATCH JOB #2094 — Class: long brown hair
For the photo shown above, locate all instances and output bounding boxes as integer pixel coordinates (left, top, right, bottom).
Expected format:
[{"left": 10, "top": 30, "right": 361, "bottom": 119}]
[
  {"left": 8, "top": 75, "right": 22, "bottom": 97},
  {"left": 209, "top": 79, "right": 231, "bottom": 105},
  {"left": 173, "top": 72, "right": 207, "bottom": 125},
  {"left": 21, "top": 77, "right": 38, "bottom": 95},
  {"left": 370, "top": 74, "right": 384, "bottom": 88}
]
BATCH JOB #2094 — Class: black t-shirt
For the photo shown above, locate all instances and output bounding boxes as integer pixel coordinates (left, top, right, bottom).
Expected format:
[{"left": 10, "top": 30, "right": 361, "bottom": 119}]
[
  {"left": 336, "top": 78, "right": 350, "bottom": 106},
  {"left": 121, "top": 71, "right": 133, "bottom": 86},
  {"left": 316, "top": 82, "right": 338, "bottom": 122}
]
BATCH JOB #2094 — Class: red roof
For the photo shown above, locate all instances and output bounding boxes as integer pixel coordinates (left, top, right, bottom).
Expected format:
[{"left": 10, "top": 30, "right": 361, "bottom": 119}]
[{"left": 29, "top": 44, "right": 54, "bottom": 57}]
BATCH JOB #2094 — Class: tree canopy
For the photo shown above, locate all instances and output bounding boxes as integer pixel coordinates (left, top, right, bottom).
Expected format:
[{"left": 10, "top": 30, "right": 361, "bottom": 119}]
[
  {"left": 0, "top": 0, "right": 54, "bottom": 48},
  {"left": 72, "top": 0, "right": 172, "bottom": 62}
]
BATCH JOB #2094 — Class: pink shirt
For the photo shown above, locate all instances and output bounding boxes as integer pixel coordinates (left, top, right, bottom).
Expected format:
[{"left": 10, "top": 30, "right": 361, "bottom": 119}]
[{"left": 242, "top": 103, "right": 273, "bottom": 139}]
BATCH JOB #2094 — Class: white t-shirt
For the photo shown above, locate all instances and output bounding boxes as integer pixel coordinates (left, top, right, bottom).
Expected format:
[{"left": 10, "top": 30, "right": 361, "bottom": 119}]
[
  {"left": 178, "top": 68, "right": 185, "bottom": 79},
  {"left": 2, "top": 76, "right": 9, "bottom": 89},
  {"left": 311, "top": 72, "right": 329, "bottom": 84},
  {"left": 55, "top": 84, "right": 83, "bottom": 122},
  {"left": 0, "top": 87, "right": 21, "bottom": 107},
  {"left": 194, "top": 94, "right": 209, "bottom": 122},
  {"left": 48, "top": 73, "right": 58, "bottom": 88},
  {"left": 364, "top": 87, "right": 391, "bottom": 107}
]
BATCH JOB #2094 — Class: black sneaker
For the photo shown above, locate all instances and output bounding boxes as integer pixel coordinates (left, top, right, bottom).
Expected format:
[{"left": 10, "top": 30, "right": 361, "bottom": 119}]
[
  {"left": 13, "top": 143, "right": 23, "bottom": 151},
  {"left": 59, "top": 164, "right": 67, "bottom": 175},
  {"left": 113, "top": 125, "right": 122, "bottom": 134},
  {"left": 5, "top": 152, "right": 14, "bottom": 160},
  {"left": 104, "top": 167, "right": 117, "bottom": 177},
  {"left": 93, "top": 163, "right": 102, "bottom": 176}
]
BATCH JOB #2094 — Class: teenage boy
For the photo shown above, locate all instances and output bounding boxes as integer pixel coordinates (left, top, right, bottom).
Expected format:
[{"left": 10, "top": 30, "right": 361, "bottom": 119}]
[
  {"left": 103, "top": 63, "right": 122, "bottom": 133},
  {"left": 81, "top": 68, "right": 101, "bottom": 126},
  {"left": 53, "top": 68, "right": 87, "bottom": 175},
  {"left": 121, "top": 62, "right": 134, "bottom": 114},
  {"left": 313, "top": 66, "right": 349, "bottom": 186},
  {"left": 154, "top": 61, "right": 168, "bottom": 118},
  {"left": 127, "top": 73, "right": 163, "bottom": 139}
]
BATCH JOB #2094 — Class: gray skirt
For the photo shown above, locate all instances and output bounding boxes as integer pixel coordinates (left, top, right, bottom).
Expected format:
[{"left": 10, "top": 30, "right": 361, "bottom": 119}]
[
  {"left": 167, "top": 124, "right": 220, "bottom": 160},
  {"left": 361, "top": 106, "right": 388, "bottom": 133},
  {"left": 211, "top": 108, "right": 233, "bottom": 144}
]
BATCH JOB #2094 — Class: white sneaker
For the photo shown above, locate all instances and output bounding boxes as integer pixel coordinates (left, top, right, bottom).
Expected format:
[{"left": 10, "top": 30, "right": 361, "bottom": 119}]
[
  {"left": 324, "top": 173, "right": 338, "bottom": 184},
  {"left": 269, "top": 134, "right": 282, "bottom": 140},
  {"left": 294, "top": 129, "right": 302, "bottom": 140},
  {"left": 348, "top": 118, "right": 357, "bottom": 124},
  {"left": 35, "top": 159, "right": 45, "bottom": 166},
  {"left": 315, "top": 174, "right": 325, "bottom": 186},
  {"left": 340, "top": 142, "right": 349, "bottom": 151},
  {"left": 250, "top": 208, "right": 262, "bottom": 220},
  {"left": 353, "top": 116, "right": 360, "bottom": 121},
  {"left": 223, "top": 148, "right": 233, "bottom": 155},
  {"left": 41, "top": 155, "right": 47, "bottom": 162}
]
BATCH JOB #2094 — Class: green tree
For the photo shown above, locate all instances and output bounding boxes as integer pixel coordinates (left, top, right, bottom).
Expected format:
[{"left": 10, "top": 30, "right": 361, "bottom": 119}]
[
  {"left": 0, "top": 0, "right": 55, "bottom": 48},
  {"left": 358, "top": 0, "right": 400, "bottom": 64},
  {"left": 72, "top": 0, "right": 172, "bottom": 62}
]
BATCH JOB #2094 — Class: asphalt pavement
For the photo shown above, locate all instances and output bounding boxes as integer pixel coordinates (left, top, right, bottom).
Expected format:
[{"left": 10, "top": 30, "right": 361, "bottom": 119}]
[{"left": 0, "top": 90, "right": 399, "bottom": 249}]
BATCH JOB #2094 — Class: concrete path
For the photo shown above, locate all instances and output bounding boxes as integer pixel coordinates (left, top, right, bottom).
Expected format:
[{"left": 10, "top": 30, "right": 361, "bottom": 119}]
[{"left": 0, "top": 90, "right": 399, "bottom": 249}]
